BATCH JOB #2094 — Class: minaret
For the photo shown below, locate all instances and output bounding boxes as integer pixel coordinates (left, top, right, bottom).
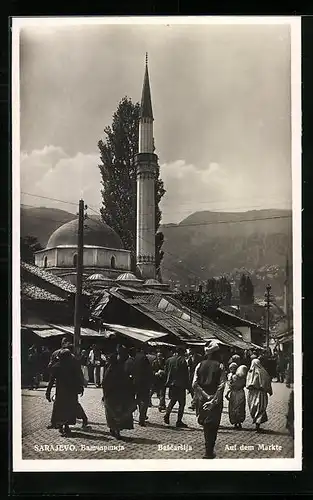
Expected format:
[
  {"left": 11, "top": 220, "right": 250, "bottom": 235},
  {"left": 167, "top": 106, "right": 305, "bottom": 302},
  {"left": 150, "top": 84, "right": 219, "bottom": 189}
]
[{"left": 134, "top": 54, "right": 158, "bottom": 279}]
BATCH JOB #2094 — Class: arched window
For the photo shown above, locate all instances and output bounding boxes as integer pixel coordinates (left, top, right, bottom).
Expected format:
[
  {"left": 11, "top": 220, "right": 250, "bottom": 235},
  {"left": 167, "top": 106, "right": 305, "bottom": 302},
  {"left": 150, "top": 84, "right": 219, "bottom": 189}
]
[
  {"left": 73, "top": 254, "right": 78, "bottom": 268},
  {"left": 110, "top": 255, "right": 116, "bottom": 269},
  {"left": 43, "top": 256, "right": 48, "bottom": 268}
]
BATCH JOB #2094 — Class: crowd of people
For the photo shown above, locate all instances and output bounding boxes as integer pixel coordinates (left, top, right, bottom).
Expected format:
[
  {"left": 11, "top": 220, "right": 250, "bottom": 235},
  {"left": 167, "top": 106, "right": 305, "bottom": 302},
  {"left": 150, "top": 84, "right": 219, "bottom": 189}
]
[
  {"left": 24, "top": 343, "right": 108, "bottom": 390},
  {"left": 25, "top": 336, "right": 294, "bottom": 459}
]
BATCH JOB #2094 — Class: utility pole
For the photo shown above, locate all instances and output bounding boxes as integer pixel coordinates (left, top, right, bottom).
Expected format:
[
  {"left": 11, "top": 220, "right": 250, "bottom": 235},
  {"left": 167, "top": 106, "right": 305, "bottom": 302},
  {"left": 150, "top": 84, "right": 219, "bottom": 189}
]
[
  {"left": 198, "top": 284, "right": 204, "bottom": 328},
  {"left": 74, "top": 199, "right": 86, "bottom": 358},
  {"left": 265, "top": 284, "right": 272, "bottom": 351},
  {"left": 285, "top": 255, "right": 292, "bottom": 359},
  {"left": 286, "top": 255, "right": 291, "bottom": 336}
]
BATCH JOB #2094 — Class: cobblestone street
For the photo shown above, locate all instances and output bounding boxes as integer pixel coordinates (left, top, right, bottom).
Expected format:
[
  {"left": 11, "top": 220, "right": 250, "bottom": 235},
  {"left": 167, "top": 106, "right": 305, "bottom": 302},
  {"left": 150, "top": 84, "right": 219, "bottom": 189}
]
[{"left": 21, "top": 382, "right": 294, "bottom": 460}]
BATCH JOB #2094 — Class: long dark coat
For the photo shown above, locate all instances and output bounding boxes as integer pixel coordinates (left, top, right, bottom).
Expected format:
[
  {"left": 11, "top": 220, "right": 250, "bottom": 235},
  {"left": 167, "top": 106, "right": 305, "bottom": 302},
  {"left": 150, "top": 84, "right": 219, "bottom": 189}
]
[
  {"left": 102, "top": 359, "right": 135, "bottom": 431},
  {"left": 47, "top": 355, "right": 83, "bottom": 426}
]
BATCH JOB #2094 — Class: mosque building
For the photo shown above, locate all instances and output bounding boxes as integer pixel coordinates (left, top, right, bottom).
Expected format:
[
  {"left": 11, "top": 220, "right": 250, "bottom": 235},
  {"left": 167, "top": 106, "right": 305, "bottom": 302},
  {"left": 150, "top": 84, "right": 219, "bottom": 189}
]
[{"left": 34, "top": 54, "right": 162, "bottom": 290}]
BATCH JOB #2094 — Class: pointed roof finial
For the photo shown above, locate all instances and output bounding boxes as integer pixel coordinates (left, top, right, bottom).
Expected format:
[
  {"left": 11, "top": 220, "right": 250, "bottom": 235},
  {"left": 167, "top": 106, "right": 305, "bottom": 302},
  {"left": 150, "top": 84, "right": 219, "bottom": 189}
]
[{"left": 140, "top": 53, "right": 153, "bottom": 119}]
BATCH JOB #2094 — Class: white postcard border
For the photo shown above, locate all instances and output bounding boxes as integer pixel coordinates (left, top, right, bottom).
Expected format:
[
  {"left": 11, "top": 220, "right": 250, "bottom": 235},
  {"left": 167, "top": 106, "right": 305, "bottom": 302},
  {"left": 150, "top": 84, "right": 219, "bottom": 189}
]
[{"left": 12, "top": 15, "right": 302, "bottom": 473}]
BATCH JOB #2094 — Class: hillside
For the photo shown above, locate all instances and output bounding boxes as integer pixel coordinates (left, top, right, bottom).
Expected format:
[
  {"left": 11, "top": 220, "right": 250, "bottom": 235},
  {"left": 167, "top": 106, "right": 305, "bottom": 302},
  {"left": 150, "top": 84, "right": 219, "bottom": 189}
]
[
  {"left": 20, "top": 206, "right": 97, "bottom": 246},
  {"left": 160, "top": 209, "right": 292, "bottom": 300},
  {"left": 20, "top": 205, "right": 292, "bottom": 300},
  {"left": 21, "top": 206, "right": 76, "bottom": 246}
]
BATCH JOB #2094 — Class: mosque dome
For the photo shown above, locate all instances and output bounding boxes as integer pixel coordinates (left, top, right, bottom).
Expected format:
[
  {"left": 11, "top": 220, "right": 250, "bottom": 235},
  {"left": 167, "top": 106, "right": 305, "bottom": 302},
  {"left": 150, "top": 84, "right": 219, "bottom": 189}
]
[
  {"left": 144, "top": 279, "right": 161, "bottom": 286},
  {"left": 87, "top": 273, "right": 107, "bottom": 281},
  {"left": 46, "top": 218, "right": 123, "bottom": 249},
  {"left": 143, "top": 278, "right": 171, "bottom": 290},
  {"left": 116, "top": 272, "right": 142, "bottom": 283}
]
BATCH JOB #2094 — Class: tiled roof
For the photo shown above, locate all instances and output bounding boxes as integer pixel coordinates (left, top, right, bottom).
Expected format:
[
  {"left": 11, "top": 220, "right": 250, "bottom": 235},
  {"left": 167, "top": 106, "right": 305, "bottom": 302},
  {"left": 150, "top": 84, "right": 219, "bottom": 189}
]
[
  {"left": 108, "top": 289, "right": 254, "bottom": 349},
  {"left": 91, "top": 292, "right": 111, "bottom": 318},
  {"left": 168, "top": 296, "right": 254, "bottom": 349},
  {"left": 21, "top": 282, "right": 66, "bottom": 302},
  {"left": 21, "top": 262, "right": 90, "bottom": 296},
  {"left": 217, "top": 306, "right": 265, "bottom": 329},
  {"left": 108, "top": 289, "right": 203, "bottom": 341}
]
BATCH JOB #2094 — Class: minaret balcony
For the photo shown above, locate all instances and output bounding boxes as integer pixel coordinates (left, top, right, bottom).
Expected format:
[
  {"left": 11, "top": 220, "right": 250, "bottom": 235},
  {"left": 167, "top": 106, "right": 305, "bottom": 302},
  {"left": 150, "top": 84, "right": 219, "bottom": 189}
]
[
  {"left": 134, "top": 152, "right": 158, "bottom": 177},
  {"left": 134, "top": 152, "right": 158, "bottom": 164},
  {"left": 137, "top": 254, "right": 155, "bottom": 264}
]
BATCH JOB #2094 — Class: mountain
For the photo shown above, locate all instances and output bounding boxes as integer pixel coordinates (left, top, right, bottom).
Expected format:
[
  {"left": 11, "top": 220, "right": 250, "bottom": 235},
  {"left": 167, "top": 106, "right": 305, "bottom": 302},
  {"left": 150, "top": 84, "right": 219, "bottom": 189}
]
[
  {"left": 20, "top": 205, "right": 292, "bottom": 300},
  {"left": 20, "top": 206, "right": 77, "bottom": 246},
  {"left": 160, "top": 209, "right": 292, "bottom": 300}
]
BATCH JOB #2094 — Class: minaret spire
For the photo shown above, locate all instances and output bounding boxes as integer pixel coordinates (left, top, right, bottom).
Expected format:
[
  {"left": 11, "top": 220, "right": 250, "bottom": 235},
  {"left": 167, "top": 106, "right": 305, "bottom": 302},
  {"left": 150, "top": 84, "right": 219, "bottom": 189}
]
[
  {"left": 140, "top": 53, "right": 153, "bottom": 120},
  {"left": 134, "top": 55, "right": 158, "bottom": 279}
]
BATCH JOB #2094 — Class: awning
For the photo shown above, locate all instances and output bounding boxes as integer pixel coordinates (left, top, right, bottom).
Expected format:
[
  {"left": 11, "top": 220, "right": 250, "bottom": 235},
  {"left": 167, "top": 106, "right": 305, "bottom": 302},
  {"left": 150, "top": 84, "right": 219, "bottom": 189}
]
[
  {"left": 22, "top": 324, "right": 103, "bottom": 338},
  {"left": 184, "top": 341, "right": 207, "bottom": 346},
  {"left": 250, "top": 342, "right": 266, "bottom": 350},
  {"left": 22, "top": 326, "right": 65, "bottom": 338},
  {"left": 101, "top": 323, "right": 168, "bottom": 344},
  {"left": 49, "top": 325, "right": 105, "bottom": 337},
  {"left": 201, "top": 338, "right": 227, "bottom": 346},
  {"left": 148, "top": 341, "right": 176, "bottom": 348},
  {"left": 276, "top": 334, "right": 293, "bottom": 344}
]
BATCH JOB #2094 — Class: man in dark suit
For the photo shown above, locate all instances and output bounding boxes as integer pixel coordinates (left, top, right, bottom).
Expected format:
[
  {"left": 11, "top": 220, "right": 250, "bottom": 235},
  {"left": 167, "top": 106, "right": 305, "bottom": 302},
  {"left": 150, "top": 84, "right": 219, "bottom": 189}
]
[
  {"left": 48, "top": 337, "right": 72, "bottom": 370},
  {"left": 132, "top": 347, "right": 154, "bottom": 426},
  {"left": 163, "top": 346, "right": 191, "bottom": 428}
]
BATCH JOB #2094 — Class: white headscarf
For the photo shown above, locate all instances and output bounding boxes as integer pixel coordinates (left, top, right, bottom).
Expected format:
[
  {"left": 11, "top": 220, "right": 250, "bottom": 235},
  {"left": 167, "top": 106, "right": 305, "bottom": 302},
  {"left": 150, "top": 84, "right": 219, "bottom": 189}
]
[
  {"left": 246, "top": 358, "right": 272, "bottom": 393},
  {"left": 236, "top": 364, "right": 248, "bottom": 378}
]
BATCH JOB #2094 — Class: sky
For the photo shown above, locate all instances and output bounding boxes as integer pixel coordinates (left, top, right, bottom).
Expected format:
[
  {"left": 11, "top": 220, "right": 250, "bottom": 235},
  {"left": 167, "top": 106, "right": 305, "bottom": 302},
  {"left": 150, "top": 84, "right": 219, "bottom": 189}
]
[{"left": 19, "top": 20, "right": 292, "bottom": 224}]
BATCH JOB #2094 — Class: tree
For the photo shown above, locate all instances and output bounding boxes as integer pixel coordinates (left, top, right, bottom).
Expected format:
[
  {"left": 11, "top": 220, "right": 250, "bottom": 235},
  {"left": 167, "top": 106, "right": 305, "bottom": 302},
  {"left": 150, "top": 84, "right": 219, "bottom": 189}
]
[
  {"left": 21, "top": 235, "right": 42, "bottom": 263},
  {"left": 155, "top": 232, "right": 165, "bottom": 282},
  {"left": 245, "top": 275, "right": 254, "bottom": 304},
  {"left": 98, "top": 96, "right": 166, "bottom": 273},
  {"left": 220, "top": 276, "right": 232, "bottom": 305},
  {"left": 178, "top": 289, "right": 222, "bottom": 318},
  {"left": 239, "top": 274, "right": 247, "bottom": 304},
  {"left": 206, "top": 276, "right": 232, "bottom": 306},
  {"left": 206, "top": 278, "right": 217, "bottom": 294},
  {"left": 239, "top": 273, "right": 254, "bottom": 305}
]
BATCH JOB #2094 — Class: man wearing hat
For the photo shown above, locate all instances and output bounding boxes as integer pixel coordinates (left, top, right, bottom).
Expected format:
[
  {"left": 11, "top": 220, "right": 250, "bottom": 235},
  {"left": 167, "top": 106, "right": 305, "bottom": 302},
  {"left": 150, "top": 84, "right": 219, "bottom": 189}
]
[
  {"left": 132, "top": 346, "right": 154, "bottom": 426},
  {"left": 192, "top": 340, "right": 226, "bottom": 459},
  {"left": 163, "top": 346, "right": 191, "bottom": 428},
  {"left": 48, "top": 337, "right": 73, "bottom": 371},
  {"left": 46, "top": 337, "right": 90, "bottom": 430}
]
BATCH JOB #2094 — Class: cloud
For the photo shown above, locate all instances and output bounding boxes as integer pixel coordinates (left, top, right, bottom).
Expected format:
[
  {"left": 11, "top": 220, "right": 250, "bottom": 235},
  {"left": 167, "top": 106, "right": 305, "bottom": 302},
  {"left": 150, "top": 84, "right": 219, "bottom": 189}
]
[
  {"left": 21, "top": 145, "right": 102, "bottom": 213},
  {"left": 159, "top": 160, "right": 291, "bottom": 224},
  {"left": 21, "top": 145, "right": 68, "bottom": 191},
  {"left": 20, "top": 146, "right": 291, "bottom": 225}
]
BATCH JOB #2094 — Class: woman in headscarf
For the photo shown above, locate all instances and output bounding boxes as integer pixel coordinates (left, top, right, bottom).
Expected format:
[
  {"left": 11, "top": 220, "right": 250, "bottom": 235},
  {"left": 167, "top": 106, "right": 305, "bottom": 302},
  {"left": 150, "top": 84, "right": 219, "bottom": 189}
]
[
  {"left": 226, "top": 362, "right": 238, "bottom": 396},
  {"left": 102, "top": 353, "right": 136, "bottom": 439},
  {"left": 226, "top": 364, "right": 248, "bottom": 429},
  {"left": 246, "top": 357, "right": 272, "bottom": 432},
  {"left": 228, "top": 353, "right": 241, "bottom": 366},
  {"left": 45, "top": 348, "right": 84, "bottom": 436}
]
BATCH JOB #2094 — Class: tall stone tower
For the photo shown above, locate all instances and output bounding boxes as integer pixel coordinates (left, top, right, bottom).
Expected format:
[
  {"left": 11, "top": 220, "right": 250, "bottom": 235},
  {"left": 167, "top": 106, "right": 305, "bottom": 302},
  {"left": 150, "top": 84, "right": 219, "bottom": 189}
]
[{"left": 134, "top": 54, "right": 158, "bottom": 279}]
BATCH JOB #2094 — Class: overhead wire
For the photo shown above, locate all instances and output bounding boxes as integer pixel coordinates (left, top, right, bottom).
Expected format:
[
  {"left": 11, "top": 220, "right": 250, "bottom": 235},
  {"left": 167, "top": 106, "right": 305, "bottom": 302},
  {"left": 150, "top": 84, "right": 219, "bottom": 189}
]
[{"left": 20, "top": 193, "right": 291, "bottom": 283}]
